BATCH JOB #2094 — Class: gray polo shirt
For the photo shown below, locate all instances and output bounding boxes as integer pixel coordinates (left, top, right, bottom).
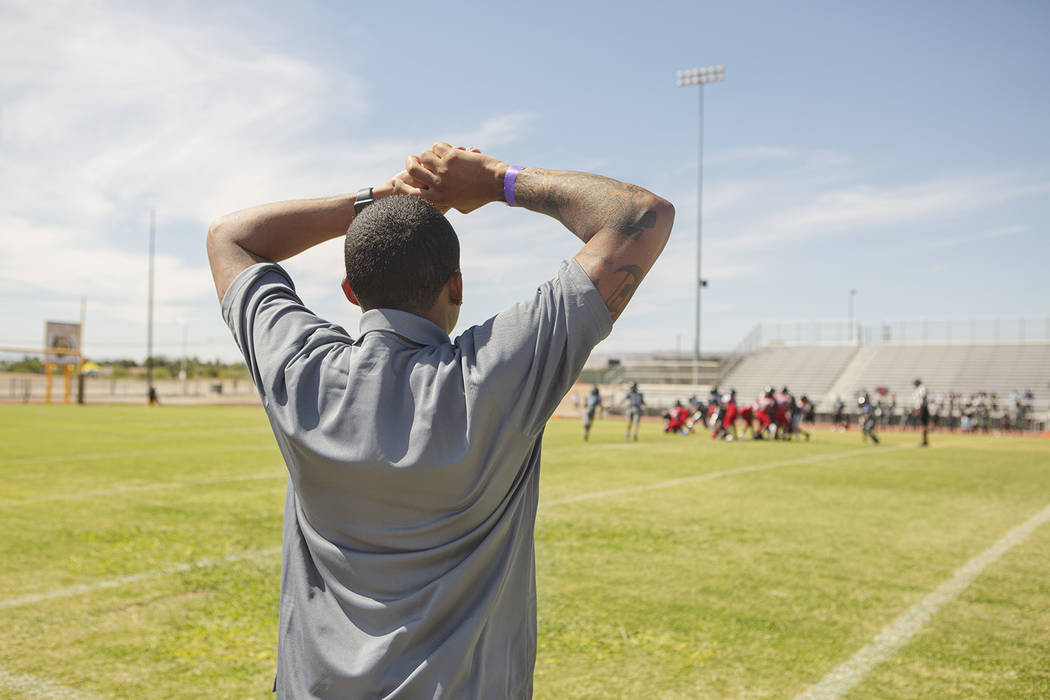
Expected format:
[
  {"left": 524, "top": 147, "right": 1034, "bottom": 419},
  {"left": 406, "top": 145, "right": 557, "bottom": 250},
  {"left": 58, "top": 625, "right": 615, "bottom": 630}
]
[{"left": 222, "top": 259, "right": 611, "bottom": 698}]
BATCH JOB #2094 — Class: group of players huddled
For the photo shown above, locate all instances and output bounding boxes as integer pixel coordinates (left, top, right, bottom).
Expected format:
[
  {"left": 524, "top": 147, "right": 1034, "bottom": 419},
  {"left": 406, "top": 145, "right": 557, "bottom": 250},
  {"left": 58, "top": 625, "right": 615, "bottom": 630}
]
[
  {"left": 582, "top": 378, "right": 934, "bottom": 446},
  {"left": 662, "top": 386, "right": 814, "bottom": 442}
]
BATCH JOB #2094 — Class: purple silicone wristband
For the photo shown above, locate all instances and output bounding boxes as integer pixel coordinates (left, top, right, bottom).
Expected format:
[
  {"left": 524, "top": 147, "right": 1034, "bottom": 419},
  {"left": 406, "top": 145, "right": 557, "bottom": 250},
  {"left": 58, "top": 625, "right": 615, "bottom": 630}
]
[{"left": 504, "top": 165, "right": 523, "bottom": 206}]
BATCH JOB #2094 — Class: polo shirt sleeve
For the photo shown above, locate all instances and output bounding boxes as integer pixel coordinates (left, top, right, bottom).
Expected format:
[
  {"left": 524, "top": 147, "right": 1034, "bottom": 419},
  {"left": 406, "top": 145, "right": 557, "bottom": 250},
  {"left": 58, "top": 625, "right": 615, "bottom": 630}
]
[
  {"left": 459, "top": 258, "right": 613, "bottom": 438},
  {"left": 221, "top": 262, "right": 352, "bottom": 407}
]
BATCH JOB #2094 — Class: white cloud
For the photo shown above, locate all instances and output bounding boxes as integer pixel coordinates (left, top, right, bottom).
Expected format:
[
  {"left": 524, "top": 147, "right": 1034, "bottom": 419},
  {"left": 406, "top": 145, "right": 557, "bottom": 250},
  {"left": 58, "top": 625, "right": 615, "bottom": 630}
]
[
  {"left": 447, "top": 113, "right": 539, "bottom": 151},
  {"left": 0, "top": 1, "right": 542, "bottom": 360},
  {"left": 722, "top": 174, "right": 1050, "bottom": 250},
  {"left": 705, "top": 146, "right": 797, "bottom": 166},
  {"left": 0, "top": 213, "right": 212, "bottom": 322},
  {"left": 1, "top": 2, "right": 361, "bottom": 225},
  {"left": 924, "top": 224, "right": 1028, "bottom": 251}
]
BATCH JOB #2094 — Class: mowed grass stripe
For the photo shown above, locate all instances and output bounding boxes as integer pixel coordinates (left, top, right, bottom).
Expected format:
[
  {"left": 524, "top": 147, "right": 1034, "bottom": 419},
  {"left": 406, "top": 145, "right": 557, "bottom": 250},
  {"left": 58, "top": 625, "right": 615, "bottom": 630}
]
[
  {"left": 0, "top": 445, "right": 892, "bottom": 608},
  {"left": 0, "top": 668, "right": 105, "bottom": 700},
  {"left": 540, "top": 445, "right": 910, "bottom": 507},
  {"left": 0, "top": 444, "right": 276, "bottom": 467},
  {"left": 2, "top": 444, "right": 902, "bottom": 508},
  {"left": 797, "top": 499, "right": 1050, "bottom": 700},
  {"left": 0, "top": 404, "right": 274, "bottom": 463},
  {"left": 0, "top": 548, "right": 281, "bottom": 610},
  {"left": 0, "top": 471, "right": 285, "bottom": 507}
]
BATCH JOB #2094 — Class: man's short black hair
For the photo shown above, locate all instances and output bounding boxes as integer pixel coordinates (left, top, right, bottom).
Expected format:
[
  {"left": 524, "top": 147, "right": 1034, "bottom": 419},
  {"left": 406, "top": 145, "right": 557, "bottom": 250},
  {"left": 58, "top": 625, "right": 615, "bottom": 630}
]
[{"left": 345, "top": 196, "right": 460, "bottom": 314}]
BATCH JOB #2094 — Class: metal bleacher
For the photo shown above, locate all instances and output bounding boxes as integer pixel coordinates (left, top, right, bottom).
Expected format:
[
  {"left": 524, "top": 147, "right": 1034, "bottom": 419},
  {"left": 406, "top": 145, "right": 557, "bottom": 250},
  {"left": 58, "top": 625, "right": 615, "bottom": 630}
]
[
  {"left": 718, "top": 345, "right": 860, "bottom": 404},
  {"left": 833, "top": 343, "right": 1050, "bottom": 412}
]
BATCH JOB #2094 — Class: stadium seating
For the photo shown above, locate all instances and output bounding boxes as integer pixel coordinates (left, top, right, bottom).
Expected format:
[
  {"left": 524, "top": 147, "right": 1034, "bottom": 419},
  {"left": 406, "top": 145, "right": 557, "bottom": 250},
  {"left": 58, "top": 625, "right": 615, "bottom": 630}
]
[
  {"left": 717, "top": 345, "right": 860, "bottom": 404},
  {"left": 827, "top": 343, "right": 1050, "bottom": 413},
  {"left": 582, "top": 340, "right": 1049, "bottom": 428}
]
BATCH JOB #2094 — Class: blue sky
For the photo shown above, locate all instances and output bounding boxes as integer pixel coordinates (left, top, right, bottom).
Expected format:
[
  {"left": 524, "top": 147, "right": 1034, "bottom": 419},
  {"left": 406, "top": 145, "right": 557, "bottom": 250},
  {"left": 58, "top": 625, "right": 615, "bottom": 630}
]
[{"left": 1, "top": 0, "right": 1048, "bottom": 363}]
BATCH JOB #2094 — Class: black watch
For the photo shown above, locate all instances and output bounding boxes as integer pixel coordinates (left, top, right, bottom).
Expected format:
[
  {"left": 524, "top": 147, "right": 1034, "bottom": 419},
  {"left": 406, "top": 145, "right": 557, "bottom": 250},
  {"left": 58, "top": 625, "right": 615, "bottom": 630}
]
[{"left": 353, "top": 187, "right": 374, "bottom": 215}]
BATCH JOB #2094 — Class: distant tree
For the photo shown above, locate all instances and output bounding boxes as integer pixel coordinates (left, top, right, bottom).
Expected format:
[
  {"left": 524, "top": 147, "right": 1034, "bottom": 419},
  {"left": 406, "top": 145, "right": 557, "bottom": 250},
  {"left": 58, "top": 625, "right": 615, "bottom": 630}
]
[
  {"left": 0, "top": 356, "right": 45, "bottom": 374},
  {"left": 91, "top": 355, "right": 249, "bottom": 380}
]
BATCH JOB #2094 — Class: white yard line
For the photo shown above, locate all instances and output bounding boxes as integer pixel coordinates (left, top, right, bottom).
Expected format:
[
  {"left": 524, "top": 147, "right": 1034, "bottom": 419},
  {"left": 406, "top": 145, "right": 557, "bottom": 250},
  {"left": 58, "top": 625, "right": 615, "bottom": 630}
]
[
  {"left": 796, "top": 499, "right": 1050, "bottom": 700},
  {"left": 0, "top": 669, "right": 107, "bottom": 700},
  {"left": 540, "top": 445, "right": 909, "bottom": 508},
  {"left": 0, "top": 548, "right": 281, "bottom": 610},
  {"left": 0, "top": 472, "right": 285, "bottom": 507}
]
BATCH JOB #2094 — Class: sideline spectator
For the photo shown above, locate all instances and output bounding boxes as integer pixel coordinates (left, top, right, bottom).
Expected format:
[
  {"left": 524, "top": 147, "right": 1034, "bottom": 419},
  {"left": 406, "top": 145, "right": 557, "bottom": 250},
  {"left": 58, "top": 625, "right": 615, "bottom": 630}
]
[{"left": 913, "top": 378, "right": 929, "bottom": 447}]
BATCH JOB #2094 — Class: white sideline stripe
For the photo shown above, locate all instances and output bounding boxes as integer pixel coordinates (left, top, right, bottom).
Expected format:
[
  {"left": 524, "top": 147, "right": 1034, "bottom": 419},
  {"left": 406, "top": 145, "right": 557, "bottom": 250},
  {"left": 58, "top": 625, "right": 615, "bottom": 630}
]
[
  {"left": 0, "top": 668, "right": 106, "bottom": 700},
  {"left": 0, "top": 444, "right": 276, "bottom": 467},
  {"left": 540, "top": 446, "right": 909, "bottom": 507},
  {"left": 0, "top": 472, "right": 285, "bottom": 507},
  {"left": 796, "top": 499, "right": 1050, "bottom": 700},
  {"left": 0, "top": 547, "right": 281, "bottom": 610}
]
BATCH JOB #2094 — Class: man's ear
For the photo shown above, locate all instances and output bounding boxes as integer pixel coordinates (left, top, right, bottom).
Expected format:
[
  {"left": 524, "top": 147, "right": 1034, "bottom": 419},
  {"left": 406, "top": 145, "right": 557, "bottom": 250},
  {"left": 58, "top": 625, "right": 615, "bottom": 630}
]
[
  {"left": 341, "top": 277, "right": 361, "bottom": 307},
  {"left": 448, "top": 270, "right": 463, "bottom": 306}
]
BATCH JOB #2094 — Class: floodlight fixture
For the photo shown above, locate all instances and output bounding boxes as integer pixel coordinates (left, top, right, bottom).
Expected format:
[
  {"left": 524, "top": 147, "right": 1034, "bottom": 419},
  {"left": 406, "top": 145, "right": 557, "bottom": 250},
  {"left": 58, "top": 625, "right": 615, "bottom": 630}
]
[{"left": 676, "top": 65, "right": 725, "bottom": 87}]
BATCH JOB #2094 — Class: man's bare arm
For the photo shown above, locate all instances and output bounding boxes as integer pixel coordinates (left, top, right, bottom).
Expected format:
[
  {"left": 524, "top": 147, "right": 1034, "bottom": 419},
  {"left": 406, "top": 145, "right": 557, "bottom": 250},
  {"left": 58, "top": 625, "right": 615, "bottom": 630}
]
[
  {"left": 205, "top": 173, "right": 425, "bottom": 301},
  {"left": 513, "top": 169, "right": 674, "bottom": 321},
  {"left": 406, "top": 143, "right": 674, "bottom": 321}
]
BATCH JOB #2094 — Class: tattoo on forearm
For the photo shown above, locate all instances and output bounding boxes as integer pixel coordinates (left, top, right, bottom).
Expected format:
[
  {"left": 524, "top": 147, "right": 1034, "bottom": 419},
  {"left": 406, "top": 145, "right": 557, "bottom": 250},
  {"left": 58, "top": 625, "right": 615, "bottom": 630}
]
[
  {"left": 606, "top": 265, "right": 643, "bottom": 317},
  {"left": 515, "top": 169, "right": 658, "bottom": 243},
  {"left": 623, "top": 210, "right": 657, "bottom": 241}
]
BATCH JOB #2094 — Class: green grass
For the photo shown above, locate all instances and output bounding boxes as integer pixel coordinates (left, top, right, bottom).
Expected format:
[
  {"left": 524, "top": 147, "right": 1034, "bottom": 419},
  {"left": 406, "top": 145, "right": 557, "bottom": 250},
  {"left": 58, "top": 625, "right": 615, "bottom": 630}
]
[{"left": 1, "top": 405, "right": 1048, "bottom": 698}]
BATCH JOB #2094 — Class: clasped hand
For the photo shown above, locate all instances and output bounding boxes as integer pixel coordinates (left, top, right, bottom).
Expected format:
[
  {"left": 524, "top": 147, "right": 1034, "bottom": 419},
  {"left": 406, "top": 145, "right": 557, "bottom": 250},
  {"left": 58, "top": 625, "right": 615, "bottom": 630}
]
[{"left": 381, "top": 142, "right": 507, "bottom": 215}]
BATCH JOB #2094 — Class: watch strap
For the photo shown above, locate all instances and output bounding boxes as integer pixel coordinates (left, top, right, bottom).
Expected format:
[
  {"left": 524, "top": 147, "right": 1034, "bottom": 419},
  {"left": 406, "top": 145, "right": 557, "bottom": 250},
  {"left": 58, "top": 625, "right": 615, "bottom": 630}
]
[{"left": 353, "top": 187, "right": 374, "bottom": 215}]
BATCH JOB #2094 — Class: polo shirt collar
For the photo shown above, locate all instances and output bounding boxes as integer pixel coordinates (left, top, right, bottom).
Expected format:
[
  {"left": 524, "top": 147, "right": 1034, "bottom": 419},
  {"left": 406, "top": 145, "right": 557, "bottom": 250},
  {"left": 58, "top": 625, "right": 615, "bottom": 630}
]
[{"left": 358, "top": 308, "right": 451, "bottom": 347}]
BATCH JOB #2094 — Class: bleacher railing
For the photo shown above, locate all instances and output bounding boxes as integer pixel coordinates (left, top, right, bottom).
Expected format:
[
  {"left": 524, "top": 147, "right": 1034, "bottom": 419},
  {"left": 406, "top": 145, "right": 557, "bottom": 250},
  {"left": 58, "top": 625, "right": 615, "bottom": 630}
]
[
  {"left": 735, "top": 316, "right": 1050, "bottom": 350},
  {"left": 732, "top": 320, "right": 859, "bottom": 352},
  {"left": 871, "top": 316, "right": 1050, "bottom": 345}
]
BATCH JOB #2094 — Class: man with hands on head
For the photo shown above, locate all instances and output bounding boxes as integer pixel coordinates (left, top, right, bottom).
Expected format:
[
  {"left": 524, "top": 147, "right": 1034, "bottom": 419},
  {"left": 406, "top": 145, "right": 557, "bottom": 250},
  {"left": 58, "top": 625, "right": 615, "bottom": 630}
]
[{"left": 207, "top": 141, "right": 674, "bottom": 699}]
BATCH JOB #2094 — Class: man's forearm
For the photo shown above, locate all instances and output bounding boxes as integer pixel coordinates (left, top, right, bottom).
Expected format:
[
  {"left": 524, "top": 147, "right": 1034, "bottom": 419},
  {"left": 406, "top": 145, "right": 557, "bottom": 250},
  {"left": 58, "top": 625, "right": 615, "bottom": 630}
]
[
  {"left": 513, "top": 169, "right": 664, "bottom": 244},
  {"left": 206, "top": 192, "right": 360, "bottom": 301},
  {"left": 208, "top": 194, "right": 355, "bottom": 263},
  {"left": 512, "top": 167, "right": 675, "bottom": 321},
  {"left": 206, "top": 179, "right": 415, "bottom": 301}
]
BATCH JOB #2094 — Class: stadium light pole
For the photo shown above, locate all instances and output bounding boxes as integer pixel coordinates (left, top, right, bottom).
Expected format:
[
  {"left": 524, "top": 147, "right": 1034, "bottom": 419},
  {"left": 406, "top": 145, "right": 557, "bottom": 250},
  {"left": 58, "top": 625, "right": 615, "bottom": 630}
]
[
  {"left": 147, "top": 208, "right": 155, "bottom": 399},
  {"left": 677, "top": 64, "right": 724, "bottom": 385}
]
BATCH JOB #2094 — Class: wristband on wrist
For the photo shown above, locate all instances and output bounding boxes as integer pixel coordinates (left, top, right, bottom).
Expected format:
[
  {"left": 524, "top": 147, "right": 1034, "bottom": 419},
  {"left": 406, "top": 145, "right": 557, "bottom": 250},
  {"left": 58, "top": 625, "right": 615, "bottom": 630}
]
[
  {"left": 353, "top": 187, "right": 374, "bottom": 215},
  {"left": 503, "top": 166, "right": 523, "bottom": 207}
]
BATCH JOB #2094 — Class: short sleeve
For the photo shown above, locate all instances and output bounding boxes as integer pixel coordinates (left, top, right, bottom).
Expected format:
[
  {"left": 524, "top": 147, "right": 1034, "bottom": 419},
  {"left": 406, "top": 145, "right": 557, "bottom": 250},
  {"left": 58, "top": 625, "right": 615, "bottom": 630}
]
[
  {"left": 221, "top": 263, "right": 353, "bottom": 408},
  {"left": 457, "top": 259, "right": 613, "bottom": 437}
]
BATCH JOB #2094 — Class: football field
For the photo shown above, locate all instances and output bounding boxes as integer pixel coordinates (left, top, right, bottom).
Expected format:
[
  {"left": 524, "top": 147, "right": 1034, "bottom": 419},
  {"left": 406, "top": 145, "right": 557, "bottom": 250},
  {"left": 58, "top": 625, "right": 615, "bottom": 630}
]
[{"left": 1, "top": 404, "right": 1048, "bottom": 698}]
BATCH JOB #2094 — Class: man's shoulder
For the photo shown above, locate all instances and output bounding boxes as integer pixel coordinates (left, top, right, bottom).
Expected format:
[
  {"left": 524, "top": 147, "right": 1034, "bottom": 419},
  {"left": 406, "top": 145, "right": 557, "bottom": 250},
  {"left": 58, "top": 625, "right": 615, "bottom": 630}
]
[
  {"left": 222, "top": 262, "right": 294, "bottom": 311},
  {"left": 221, "top": 261, "right": 358, "bottom": 390}
]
